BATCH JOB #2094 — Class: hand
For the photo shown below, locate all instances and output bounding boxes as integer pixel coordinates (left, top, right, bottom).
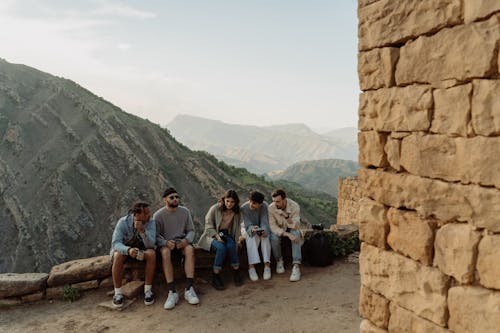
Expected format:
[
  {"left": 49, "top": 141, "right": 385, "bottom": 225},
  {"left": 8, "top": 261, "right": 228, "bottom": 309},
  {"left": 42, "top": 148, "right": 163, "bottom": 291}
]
[
  {"left": 251, "top": 226, "right": 258, "bottom": 235},
  {"left": 128, "top": 247, "right": 139, "bottom": 258},
  {"left": 215, "top": 234, "right": 225, "bottom": 243},
  {"left": 166, "top": 240, "right": 176, "bottom": 250},
  {"left": 176, "top": 238, "right": 188, "bottom": 249},
  {"left": 134, "top": 219, "right": 145, "bottom": 233}
]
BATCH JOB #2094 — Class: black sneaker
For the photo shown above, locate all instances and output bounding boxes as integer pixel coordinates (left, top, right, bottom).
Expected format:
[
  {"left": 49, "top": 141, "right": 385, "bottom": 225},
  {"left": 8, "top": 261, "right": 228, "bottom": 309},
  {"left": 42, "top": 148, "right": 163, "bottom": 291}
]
[
  {"left": 233, "top": 268, "right": 243, "bottom": 286},
  {"left": 212, "top": 272, "right": 225, "bottom": 290},
  {"left": 112, "top": 294, "right": 124, "bottom": 308},
  {"left": 144, "top": 290, "right": 154, "bottom": 305}
]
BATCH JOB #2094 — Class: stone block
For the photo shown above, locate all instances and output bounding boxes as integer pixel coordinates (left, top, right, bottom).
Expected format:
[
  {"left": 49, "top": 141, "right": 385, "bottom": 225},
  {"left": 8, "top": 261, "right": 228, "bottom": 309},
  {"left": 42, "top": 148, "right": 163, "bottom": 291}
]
[
  {"left": 359, "top": 131, "right": 388, "bottom": 167},
  {"left": 0, "top": 273, "right": 48, "bottom": 298},
  {"left": 448, "top": 286, "right": 500, "bottom": 333},
  {"left": 387, "top": 208, "right": 436, "bottom": 265},
  {"left": 384, "top": 138, "right": 401, "bottom": 171},
  {"left": 121, "top": 280, "right": 144, "bottom": 299},
  {"left": 358, "top": 197, "right": 389, "bottom": 249},
  {"left": 47, "top": 255, "right": 111, "bottom": 287},
  {"left": 99, "top": 277, "right": 115, "bottom": 289},
  {"left": 396, "top": 15, "right": 500, "bottom": 86},
  {"left": 360, "top": 319, "right": 388, "bottom": 333},
  {"left": 464, "top": 0, "right": 500, "bottom": 23},
  {"left": 434, "top": 223, "right": 481, "bottom": 284},
  {"left": 388, "top": 303, "right": 451, "bottom": 333},
  {"left": 477, "top": 234, "right": 500, "bottom": 290},
  {"left": 431, "top": 84, "right": 472, "bottom": 137},
  {"left": 46, "top": 286, "right": 65, "bottom": 299},
  {"left": 472, "top": 79, "right": 500, "bottom": 136},
  {"left": 0, "top": 298, "right": 22, "bottom": 307},
  {"left": 360, "top": 243, "right": 450, "bottom": 326},
  {"left": 359, "top": 85, "right": 432, "bottom": 132},
  {"left": 358, "top": 0, "right": 462, "bottom": 51},
  {"left": 21, "top": 291, "right": 44, "bottom": 303},
  {"left": 359, "top": 168, "right": 500, "bottom": 232},
  {"left": 358, "top": 47, "right": 399, "bottom": 90},
  {"left": 359, "top": 285, "right": 390, "bottom": 329},
  {"left": 72, "top": 280, "right": 99, "bottom": 291}
]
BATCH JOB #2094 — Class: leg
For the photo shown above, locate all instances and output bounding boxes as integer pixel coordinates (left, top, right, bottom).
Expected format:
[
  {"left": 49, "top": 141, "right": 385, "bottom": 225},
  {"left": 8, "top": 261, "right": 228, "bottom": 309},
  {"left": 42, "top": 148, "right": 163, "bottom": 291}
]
[
  {"left": 245, "top": 235, "right": 261, "bottom": 266},
  {"left": 183, "top": 244, "right": 195, "bottom": 278},
  {"left": 160, "top": 246, "right": 175, "bottom": 283},
  {"left": 260, "top": 236, "right": 271, "bottom": 264},
  {"left": 112, "top": 251, "right": 127, "bottom": 288},
  {"left": 211, "top": 240, "right": 227, "bottom": 273},
  {"left": 143, "top": 249, "right": 156, "bottom": 285},
  {"left": 226, "top": 236, "right": 239, "bottom": 269},
  {"left": 289, "top": 229, "right": 302, "bottom": 264},
  {"left": 270, "top": 233, "right": 282, "bottom": 261}
]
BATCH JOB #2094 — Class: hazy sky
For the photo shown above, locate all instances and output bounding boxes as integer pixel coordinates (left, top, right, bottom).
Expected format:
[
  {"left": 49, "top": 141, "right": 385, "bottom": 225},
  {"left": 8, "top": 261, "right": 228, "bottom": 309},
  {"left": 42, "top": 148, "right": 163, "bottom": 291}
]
[{"left": 0, "top": 1, "right": 359, "bottom": 131}]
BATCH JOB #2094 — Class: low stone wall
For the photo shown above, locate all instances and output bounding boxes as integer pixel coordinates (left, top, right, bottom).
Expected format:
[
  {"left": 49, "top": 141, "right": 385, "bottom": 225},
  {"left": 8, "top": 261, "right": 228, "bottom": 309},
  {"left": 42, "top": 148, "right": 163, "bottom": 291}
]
[
  {"left": 337, "top": 176, "right": 361, "bottom": 226},
  {"left": 357, "top": 1, "right": 500, "bottom": 333}
]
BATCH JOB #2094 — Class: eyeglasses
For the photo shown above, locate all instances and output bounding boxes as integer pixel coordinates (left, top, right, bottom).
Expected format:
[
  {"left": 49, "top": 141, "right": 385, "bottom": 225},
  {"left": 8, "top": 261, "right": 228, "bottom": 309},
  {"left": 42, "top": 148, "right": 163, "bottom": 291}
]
[{"left": 168, "top": 195, "right": 180, "bottom": 200}]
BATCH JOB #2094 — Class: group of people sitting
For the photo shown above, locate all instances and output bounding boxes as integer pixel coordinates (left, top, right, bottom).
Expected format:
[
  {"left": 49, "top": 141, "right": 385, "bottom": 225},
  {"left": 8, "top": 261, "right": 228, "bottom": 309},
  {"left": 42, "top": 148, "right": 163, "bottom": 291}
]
[{"left": 110, "top": 187, "right": 303, "bottom": 310}]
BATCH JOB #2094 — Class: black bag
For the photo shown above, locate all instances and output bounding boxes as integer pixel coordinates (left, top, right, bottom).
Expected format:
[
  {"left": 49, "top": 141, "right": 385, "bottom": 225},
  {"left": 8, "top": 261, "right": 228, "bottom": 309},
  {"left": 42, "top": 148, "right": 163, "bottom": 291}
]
[{"left": 303, "top": 232, "right": 333, "bottom": 267}]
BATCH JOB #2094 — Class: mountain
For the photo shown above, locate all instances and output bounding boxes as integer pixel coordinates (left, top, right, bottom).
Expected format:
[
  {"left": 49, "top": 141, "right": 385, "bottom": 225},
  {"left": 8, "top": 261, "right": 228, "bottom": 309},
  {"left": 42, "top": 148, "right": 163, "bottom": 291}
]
[
  {"left": 0, "top": 59, "right": 337, "bottom": 273},
  {"left": 269, "top": 159, "right": 359, "bottom": 198},
  {"left": 167, "top": 115, "right": 358, "bottom": 174}
]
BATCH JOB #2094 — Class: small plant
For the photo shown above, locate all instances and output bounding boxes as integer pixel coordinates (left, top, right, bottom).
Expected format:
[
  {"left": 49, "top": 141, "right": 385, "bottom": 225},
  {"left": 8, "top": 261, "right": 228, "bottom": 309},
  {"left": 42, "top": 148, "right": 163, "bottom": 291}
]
[
  {"left": 63, "top": 284, "right": 81, "bottom": 302},
  {"left": 304, "top": 230, "right": 360, "bottom": 258}
]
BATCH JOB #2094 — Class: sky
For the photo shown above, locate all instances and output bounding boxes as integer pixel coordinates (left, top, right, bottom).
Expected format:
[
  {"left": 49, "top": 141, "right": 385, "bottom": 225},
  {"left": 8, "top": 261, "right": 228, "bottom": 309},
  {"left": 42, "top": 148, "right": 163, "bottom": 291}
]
[{"left": 0, "top": 0, "right": 359, "bottom": 132}]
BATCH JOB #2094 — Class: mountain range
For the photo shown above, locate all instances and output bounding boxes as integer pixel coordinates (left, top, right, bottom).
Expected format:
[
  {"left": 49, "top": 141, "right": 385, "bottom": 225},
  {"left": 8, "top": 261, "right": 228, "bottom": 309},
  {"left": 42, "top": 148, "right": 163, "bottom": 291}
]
[
  {"left": 167, "top": 115, "right": 358, "bottom": 175},
  {"left": 0, "top": 58, "right": 337, "bottom": 273}
]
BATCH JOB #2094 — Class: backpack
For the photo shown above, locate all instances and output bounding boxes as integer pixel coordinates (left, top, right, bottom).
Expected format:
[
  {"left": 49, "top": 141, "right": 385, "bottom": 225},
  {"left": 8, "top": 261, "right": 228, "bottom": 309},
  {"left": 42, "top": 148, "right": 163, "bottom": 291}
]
[{"left": 303, "top": 231, "right": 333, "bottom": 267}]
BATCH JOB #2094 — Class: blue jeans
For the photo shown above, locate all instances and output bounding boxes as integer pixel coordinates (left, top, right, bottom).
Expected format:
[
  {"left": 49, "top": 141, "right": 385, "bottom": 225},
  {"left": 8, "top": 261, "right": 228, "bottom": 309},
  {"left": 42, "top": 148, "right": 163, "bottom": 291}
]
[
  {"left": 211, "top": 236, "right": 239, "bottom": 270},
  {"left": 270, "top": 229, "right": 302, "bottom": 264}
]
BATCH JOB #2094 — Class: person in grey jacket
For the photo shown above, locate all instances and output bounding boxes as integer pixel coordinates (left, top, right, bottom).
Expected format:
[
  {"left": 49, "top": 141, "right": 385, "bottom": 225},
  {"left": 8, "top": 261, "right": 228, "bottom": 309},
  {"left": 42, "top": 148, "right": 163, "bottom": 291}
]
[
  {"left": 197, "top": 189, "right": 243, "bottom": 290},
  {"left": 154, "top": 187, "right": 199, "bottom": 310},
  {"left": 110, "top": 201, "right": 156, "bottom": 308}
]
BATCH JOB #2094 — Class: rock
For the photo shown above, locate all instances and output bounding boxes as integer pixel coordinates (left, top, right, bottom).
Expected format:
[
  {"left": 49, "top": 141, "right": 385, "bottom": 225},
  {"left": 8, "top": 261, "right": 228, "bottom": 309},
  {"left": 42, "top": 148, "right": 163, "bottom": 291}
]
[
  {"left": 472, "top": 79, "right": 500, "bottom": 136},
  {"left": 0, "top": 273, "right": 48, "bottom": 298},
  {"left": 0, "top": 298, "right": 22, "bottom": 307},
  {"left": 360, "top": 319, "right": 388, "bottom": 333},
  {"left": 121, "top": 280, "right": 144, "bottom": 299},
  {"left": 72, "top": 280, "right": 99, "bottom": 291},
  {"left": 21, "top": 291, "right": 45, "bottom": 303},
  {"left": 388, "top": 303, "right": 451, "bottom": 333},
  {"left": 47, "top": 256, "right": 111, "bottom": 287},
  {"left": 434, "top": 223, "right": 481, "bottom": 284},
  {"left": 431, "top": 84, "right": 472, "bottom": 137},
  {"left": 384, "top": 138, "right": 401, "bottom": 171},
  {"left": 329, "top": 224, "right": 358, "bottom": 240},
  {"left": 46, "top": 286, "right": 65, "bottom": 299},
  {"left": 358, "top": 47, "right": 399, "bottom": 90},
  {"left": 358, "top": 198, "right": 389, "bottom": 249},
  {"left": 359, "top": 285, "right": 390, "bottom": 329},
  {"left": 358, "top": 131, "right": 388, "bottom": 167},
  {"left": 360, "top": 243, "right": 450, "bottom": 326},
  {"left": 464, "top": 0, "right": 500, "bottom": 23},
  {"left": 476, "top": 234, "right": 500, "bottom": 290},
  {"left": 99, "top": 277, "right": 115, "bottom": 289}
]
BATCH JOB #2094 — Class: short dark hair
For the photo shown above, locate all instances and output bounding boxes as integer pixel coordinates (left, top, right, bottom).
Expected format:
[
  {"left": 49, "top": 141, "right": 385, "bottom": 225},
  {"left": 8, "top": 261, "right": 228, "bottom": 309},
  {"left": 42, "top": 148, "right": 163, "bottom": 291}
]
[
  {"left": 130, "top": 201, "right": 150, "bottom": 215},
  {"left": 249, "top": 190, "right": 264, "bottom": 204},
  {"left": 162, "top": 187, "right": 177, "bottom": 198},
  {"left": 271, "top": 189, "right": 286, "bottom": 199}
]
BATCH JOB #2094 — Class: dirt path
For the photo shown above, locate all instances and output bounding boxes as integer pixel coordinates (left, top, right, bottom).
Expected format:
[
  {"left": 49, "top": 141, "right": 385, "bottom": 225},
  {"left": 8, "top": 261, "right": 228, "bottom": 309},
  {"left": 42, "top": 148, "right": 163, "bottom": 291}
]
[{"left": 1, "top": 256, "right": 360, "bottom": 333}]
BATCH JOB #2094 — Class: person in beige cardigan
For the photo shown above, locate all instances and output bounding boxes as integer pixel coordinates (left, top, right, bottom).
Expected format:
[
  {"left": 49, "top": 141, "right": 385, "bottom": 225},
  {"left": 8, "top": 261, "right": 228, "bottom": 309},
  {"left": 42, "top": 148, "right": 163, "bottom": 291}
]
[{"left": 197, "top": 189, "right": 243, "bottom": 290}]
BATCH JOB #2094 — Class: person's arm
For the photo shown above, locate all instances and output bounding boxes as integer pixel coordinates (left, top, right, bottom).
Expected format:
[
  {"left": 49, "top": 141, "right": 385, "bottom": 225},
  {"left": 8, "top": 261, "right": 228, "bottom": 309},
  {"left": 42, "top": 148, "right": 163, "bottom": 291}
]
[
  {"left": 268, "top": 207, "right": 284, "bottom": 236},
  {"left": 204, "top": 204, "right": 219, "bottom": 241},
  {"left": 154, "top": 216, "right": 167, "bottom": 248},
  {"left": 260, "top": 204, "right": 271, "bottom": 236},
  {"left": 241, "top": 206, "right": 255, "bottom": 236},
  {"left": 289, "top": 202, "right": 301, "bottom": 230},
  {"left": 111, "top": 218, "right": 131, "bottom": 255},
  {"left": 141, "top": 219, "right": 156, "bottom": 249}
]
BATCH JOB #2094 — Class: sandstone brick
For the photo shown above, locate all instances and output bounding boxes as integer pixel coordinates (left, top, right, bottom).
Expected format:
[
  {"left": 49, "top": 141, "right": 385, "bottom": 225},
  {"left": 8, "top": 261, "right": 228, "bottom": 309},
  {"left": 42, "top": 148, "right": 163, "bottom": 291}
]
[
  {"left": 359, "top": 285, "right": 390, "bottom": 329},
  {"left": 434, "top": 223, "right": 481, "bottom": 284},
  {"left": 72, "top": 280, "right": 99, "bottom": 291},
  {"left": 396, "top": 15, "right": 500, "bottom": 86},
  {"left": 401, "top": 133, "right": 500, "bottom": 189},
  {"left": 98, "top": 277, "right": 115, "bottom": 289},
  {"left": 387, "top": 208, "right": 436, "bottom": 265},
  {"left": 384, "top": 138, "right": 400, "bottom": 171},
  {"left": 359, "top": 86, "right": 432, "bottom": 132},
  {"left": 464, "top": 0, "right": 500, "bottom": 23},
  {"left": 21, "top": 291, "right": 44, "bottom": 303},
  {"left": 477, "top": 234, "right": 500, "bottom": 290},
  {"left": 358, "top": 48, "right": 399, "bottom": 90},
  {"left": 448, "top": 286, "right": 500, "bottom": 333},
  {"left": 46, "top": 286, "right": 65, "bottom": 299},
  {"left": 360, "top": 319, "right": 388, "bottom": 333},
  {"left": 359, "top": 131, "right": 388, "bottom": 167},
  {"left": 47, "top": 255, "right": 111, "bottom": 287},
  {"left": 360, "top": 243, "right": 450, "bottom": 326},
  {"left": 390, "top": 132, "right": 410, "bottom": 139},
  {"left": 358, "top": 0, "right": 462, "bottom": 50},
  {"left": 359, "top": 168, "right": 500, "bottom": 232},
  {"left": 358, "top": 197, "right": 389, "bottom": 249},
  {"left": 388, "top": 303, "right": 451, "bottom": 333},
  {"left": 0, "top": 273, "right": 48, "bottom": 298},
  {"left": 472, "top": 79, "right": 500, "bottom": 136},
  {"left": 431, "top": 84, "right": 472, "bottom": 137},
  {"left": 121, "top": 280, "right": 144, "bottom": 299}
]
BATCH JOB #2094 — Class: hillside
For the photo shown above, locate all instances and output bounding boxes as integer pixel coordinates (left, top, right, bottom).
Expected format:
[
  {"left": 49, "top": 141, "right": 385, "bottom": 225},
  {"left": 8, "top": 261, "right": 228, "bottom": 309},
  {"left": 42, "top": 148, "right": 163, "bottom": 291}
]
[
  {"left": 270, "top": 159, "right": 359, "bottom": 197},
  {"left": 0, "top": 59, "right": 337, "bottom": 273},
  {"left": 167, "top": 115, "right": 358, "bottom": 174}
]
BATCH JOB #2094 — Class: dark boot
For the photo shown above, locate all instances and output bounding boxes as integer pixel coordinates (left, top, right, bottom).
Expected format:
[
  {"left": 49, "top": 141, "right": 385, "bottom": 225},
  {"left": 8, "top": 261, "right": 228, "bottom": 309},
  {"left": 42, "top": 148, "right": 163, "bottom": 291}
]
[
  {"left": 233, "top": 268, "right": 243, "bottom": 286},
  {"left": 212, "top": 272, "right": 225, "bottom": 290}
]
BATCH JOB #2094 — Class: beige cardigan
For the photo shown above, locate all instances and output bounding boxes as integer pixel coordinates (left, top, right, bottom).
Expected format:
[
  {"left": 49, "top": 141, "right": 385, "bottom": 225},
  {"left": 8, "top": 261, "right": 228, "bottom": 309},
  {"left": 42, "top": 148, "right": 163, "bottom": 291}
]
[{"left": 197, "top": 203, "right": 242, "bottom": 251}]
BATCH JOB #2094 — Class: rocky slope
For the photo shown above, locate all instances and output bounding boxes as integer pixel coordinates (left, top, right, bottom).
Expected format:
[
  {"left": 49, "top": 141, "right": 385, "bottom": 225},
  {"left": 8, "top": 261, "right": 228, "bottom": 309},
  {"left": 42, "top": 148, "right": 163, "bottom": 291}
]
[
  {"left": 0, "top": 59, "right": 337, "bottom": 273},
  {"left": 167, "top": 115, "right": 358, "bottom": 174}
]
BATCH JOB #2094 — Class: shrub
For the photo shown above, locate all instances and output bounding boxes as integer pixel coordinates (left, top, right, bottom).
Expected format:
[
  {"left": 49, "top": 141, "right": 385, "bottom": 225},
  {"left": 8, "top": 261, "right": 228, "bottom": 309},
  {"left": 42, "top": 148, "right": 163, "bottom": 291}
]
[{"left": 63, "top": 284, "right": 81, "bottom": 302}]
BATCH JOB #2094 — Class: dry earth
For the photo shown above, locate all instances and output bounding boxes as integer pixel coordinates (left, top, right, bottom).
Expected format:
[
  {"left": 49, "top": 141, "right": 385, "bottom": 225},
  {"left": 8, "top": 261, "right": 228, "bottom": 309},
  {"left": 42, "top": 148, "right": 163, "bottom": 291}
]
[{"left": 0, "top": 255, "right": 360, "bottom": 333}]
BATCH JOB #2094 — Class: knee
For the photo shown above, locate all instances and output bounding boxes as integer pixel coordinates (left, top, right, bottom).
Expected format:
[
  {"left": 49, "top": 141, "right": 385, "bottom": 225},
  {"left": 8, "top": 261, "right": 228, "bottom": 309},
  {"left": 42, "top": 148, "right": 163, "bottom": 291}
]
[
  {"left": 290, "top": 229, "right": 301, "bottom": 238},
  {"left": 144, "top": 249, "right": 156, "bottom": 261},
  {"left": 112, "top": 251, "right": 126, "bottom": 265},
  {"left": 160, "top": 247, "right": 171, "bottom": 260},
  {"left": 184, "top": 244, "right": 195, "bottom": 257}
]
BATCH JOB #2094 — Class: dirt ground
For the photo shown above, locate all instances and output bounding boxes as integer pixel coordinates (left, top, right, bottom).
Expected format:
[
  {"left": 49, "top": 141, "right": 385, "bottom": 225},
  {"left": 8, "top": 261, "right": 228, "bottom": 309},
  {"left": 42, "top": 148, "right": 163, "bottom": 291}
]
[{"left": 0, "top": 255, "right": 360, "bottom": 333}]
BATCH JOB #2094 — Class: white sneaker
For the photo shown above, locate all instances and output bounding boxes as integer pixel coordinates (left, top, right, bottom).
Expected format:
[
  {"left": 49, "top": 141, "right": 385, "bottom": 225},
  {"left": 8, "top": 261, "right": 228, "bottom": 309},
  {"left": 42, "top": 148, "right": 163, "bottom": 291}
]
[
  {"left": 290, "top": 264, "right": 301, "bottom": 282},
  {"left": 276, "top": 259, "right": 285, "bottom": 274},
  {"left": 164, "top": 290, "right": 179, "bottom": 310},
  {"left": 248, "top": 267, "right": 259, "bottom": 281},
  {"left": 184, "top": 286, "right": 200, "bottom": 305},
  {"left": 263, "top": 266, "right": 271, "bottom": 280}
]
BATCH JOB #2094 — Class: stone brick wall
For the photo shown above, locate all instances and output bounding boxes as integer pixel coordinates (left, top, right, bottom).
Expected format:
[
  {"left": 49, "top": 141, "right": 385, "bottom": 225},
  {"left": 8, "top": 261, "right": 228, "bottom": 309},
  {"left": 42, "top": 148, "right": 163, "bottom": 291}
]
[
  {"left": 357, "top": 1, "right": 500, "bottom": 332},
  {"left": 337, "top": 176, "right": 361, "bottom": 225}
]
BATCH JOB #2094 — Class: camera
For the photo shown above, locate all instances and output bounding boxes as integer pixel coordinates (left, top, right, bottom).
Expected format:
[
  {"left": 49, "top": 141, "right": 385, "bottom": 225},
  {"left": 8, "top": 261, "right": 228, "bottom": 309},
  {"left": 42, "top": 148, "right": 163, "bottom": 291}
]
[
  {"left": 218, "top": 231, "right": 228, "bottom": 242},
  {"left": 255, "top": 227, "right": 265, "bottom": 236}
]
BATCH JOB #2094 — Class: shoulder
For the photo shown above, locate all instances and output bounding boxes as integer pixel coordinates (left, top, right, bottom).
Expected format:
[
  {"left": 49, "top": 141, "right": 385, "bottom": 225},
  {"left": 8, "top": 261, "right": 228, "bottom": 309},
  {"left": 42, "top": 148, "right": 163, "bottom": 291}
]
[
  {"left": 287, "top": 198, "right": 299, "bottom": 209},
  {"left": 153, "top": 206, "right": 166, "bottom": 218},
  {"left": 268, "top": 202, "right": 277, "bottom": 211},
  {"left": 240, "top": 201, "right": 250, "bottom": 211},
  {"left": 178, "top": 206, "right": 192, "bottom": 215},
  {"left": 116, "top": 215, "right": 130, "bottom": 227}
]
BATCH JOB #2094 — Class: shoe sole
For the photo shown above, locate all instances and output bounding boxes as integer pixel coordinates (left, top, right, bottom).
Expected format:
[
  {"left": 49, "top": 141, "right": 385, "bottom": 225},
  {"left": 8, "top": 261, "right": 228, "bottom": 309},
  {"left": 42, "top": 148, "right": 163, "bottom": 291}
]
[
  {"left": 144, "top": 299, "right": 154, "bottom": 306},
  {"left": 164, "top": 297, "right": 179, "bottom": 310},
  {"left": 185, "top": 298, "right": 200, "bottom": 305},
  {"left": 112, "top": 302, "right": 124, "bottom": 308}
]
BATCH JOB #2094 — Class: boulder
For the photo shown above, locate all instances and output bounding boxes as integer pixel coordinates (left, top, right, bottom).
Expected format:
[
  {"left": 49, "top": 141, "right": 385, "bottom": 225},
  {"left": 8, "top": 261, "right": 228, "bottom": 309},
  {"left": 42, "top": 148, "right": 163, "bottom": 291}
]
[
  {"left": 0, "top": 273, "right": 48, "bottom": 298},
  {"left": 47, "top": 255, "right": 111, "bottom": 287}
]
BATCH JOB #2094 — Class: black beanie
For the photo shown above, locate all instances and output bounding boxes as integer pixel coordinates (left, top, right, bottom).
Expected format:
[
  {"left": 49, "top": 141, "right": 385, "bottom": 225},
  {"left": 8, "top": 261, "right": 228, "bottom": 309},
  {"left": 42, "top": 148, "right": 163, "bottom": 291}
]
[{"left": 162, "top": 187, "right": 178, "bottom": 198}]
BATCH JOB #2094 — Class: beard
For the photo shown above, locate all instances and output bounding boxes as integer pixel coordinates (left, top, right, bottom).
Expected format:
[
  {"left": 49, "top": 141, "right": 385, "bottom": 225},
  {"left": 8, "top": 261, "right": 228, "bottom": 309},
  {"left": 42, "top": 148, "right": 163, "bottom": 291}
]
[{"left": 168, "top": 202, "right": 179, "bottom": 208}]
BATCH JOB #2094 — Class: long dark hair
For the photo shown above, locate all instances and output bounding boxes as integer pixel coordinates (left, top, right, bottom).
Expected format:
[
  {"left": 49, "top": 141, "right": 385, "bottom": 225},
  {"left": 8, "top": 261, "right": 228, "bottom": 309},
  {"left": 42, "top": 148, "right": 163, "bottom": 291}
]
[{"left": 218, "top": 189, "right": 240, "bottom": 213}]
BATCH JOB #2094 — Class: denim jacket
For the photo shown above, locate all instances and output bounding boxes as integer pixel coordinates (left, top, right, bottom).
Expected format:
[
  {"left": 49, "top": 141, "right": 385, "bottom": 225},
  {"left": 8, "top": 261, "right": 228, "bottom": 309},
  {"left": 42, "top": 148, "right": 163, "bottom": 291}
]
[{"left": 110, "top": 214, "right": 156, "bottom": 256}]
